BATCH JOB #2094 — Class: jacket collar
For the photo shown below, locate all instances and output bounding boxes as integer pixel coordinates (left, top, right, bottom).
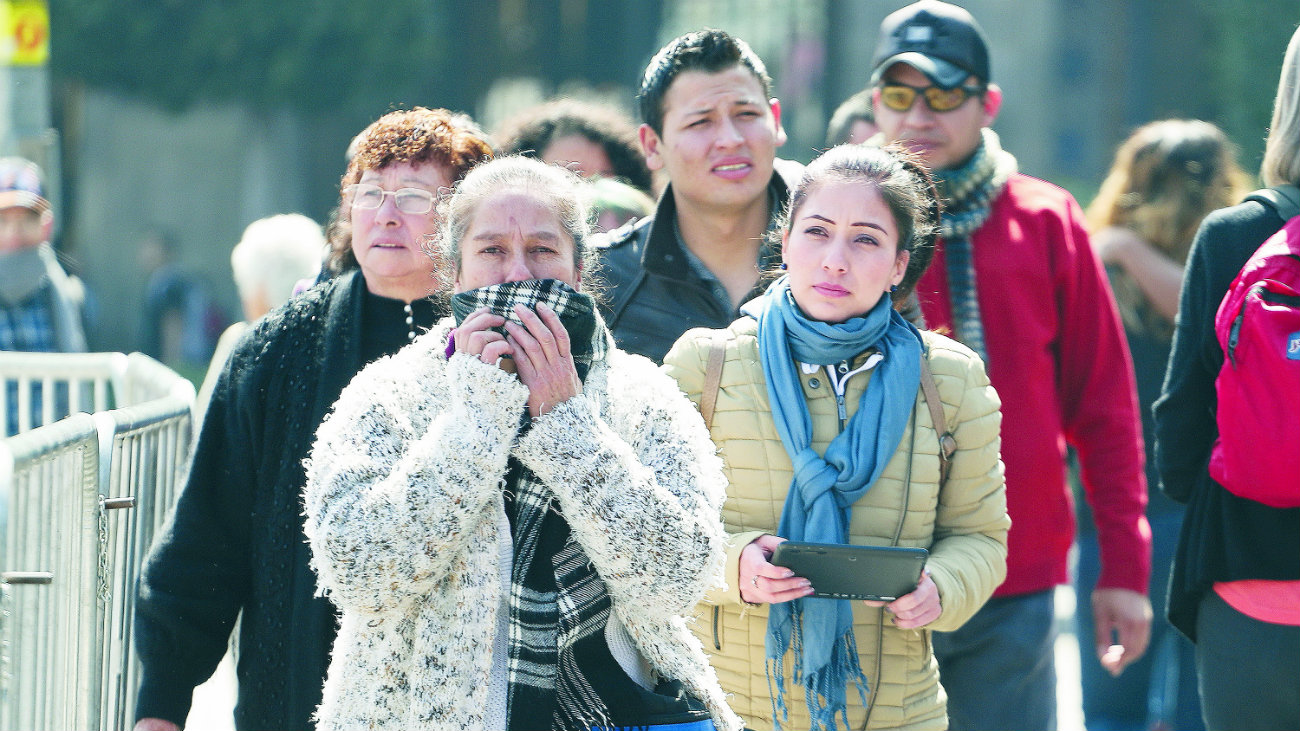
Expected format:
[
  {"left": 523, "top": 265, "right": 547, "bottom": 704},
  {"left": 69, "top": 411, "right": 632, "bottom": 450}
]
[{"left": 639, "top": 163, "right": 797, "bottom": 279}]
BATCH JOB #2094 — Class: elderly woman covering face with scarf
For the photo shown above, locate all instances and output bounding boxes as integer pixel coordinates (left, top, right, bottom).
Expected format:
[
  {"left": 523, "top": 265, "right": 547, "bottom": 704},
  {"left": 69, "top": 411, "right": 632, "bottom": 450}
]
[
  {"left": 663, "top": 144, "right": 1009, "bottom": 731},
  {"left": 303, "top": 155, "right": 740, "bottom": 731}
]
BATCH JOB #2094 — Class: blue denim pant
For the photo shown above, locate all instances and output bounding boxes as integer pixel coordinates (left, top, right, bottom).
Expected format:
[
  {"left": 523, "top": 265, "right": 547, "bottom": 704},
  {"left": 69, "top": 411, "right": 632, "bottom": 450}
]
[
  {"left": 933, "top": 590, "right": 1058, "bottom": 731},
  {"left": 1075, "top": 510, "right": 1203, "bottom": 731}
]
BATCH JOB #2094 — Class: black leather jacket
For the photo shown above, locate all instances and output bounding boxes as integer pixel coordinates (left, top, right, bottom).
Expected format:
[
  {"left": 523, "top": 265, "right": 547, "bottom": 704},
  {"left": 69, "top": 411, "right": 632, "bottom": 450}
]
[{"left": 593, "top": 161, "right": 802, "bottom": 363}]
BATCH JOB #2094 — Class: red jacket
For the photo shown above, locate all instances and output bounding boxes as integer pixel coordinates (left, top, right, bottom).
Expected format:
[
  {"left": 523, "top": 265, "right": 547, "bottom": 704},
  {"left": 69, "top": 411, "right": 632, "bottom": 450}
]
[{"left": 917, "top": 173, "right": 1151, "bottom": 597}]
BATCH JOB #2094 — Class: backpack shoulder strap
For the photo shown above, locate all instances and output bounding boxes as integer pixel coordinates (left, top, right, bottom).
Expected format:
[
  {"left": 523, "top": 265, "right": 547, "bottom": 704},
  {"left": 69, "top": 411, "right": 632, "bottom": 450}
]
[
  {"left": 700, "top": 329, "right": 729, "bottom": 430},
  {"left": 1245, "top": 184, "right": 1300, "bottom": 223},
  {"left": 919, "top": 350, "right": 957, "bottom": 484}
]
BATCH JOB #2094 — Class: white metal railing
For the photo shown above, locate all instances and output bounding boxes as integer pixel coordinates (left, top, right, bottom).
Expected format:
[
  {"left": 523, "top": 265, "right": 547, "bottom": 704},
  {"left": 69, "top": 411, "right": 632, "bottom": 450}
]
[
  {"left": 0, "top": 414, "right": 104, "bottom": 731},
  {"left": 0, "top": 352, "right": 195, "bottom": 731},
  {"left": 0, "top": 352, "right": 128, "bottom": 437},
  {"left": 0, "top": 352, "right": 194, "bottom": 439},
  {"left": 95, "top": 396, "right": 192, "bottom": 731}
]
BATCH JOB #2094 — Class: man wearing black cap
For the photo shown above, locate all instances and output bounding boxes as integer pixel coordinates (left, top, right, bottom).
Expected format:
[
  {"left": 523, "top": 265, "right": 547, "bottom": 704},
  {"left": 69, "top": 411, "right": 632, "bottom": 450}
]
[{"left": 868, "top": 3, "right": 1152, "bottom": 730}]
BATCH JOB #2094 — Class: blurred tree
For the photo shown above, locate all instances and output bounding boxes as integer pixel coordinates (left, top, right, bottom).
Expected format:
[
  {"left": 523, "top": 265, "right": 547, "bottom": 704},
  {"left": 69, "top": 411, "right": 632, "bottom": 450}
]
[
  {"left": 49, "top": 0, "right": 447, "bottom": 117},
  {"left": 1198, "top": 0, "right": 1295, "bottom": 177}
]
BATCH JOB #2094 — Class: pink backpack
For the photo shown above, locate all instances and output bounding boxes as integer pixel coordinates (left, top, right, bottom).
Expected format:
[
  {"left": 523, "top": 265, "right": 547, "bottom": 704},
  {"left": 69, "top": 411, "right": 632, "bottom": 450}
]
[{"left": 1209, "top": 191, "right": 1300, "bottom": 507}]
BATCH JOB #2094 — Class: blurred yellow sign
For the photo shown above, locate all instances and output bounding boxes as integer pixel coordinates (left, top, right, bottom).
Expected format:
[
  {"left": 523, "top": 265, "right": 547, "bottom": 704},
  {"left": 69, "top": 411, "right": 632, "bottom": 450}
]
[{"left": 3, "top": 0, "right": 49, "bottom": 67}]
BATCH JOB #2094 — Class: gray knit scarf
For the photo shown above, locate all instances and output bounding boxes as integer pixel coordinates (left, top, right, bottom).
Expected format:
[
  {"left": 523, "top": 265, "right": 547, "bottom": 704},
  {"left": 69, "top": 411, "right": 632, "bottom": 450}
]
[{"left": 932, "top": 128, "right": 1017, "bottom": 368}]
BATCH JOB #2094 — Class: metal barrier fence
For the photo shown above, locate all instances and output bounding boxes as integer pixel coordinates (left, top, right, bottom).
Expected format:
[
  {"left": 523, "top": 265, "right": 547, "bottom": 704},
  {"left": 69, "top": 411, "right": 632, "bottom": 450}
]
[
  {"left": 0, "top": 353, "right": 195, "bottom": 731},
  {"left": 95, "top": 397, "right": 192, "bottom": 731},
  {"left": 1, "top": 352, "right": 195, "bottom": 439},
  {"left": 0, "top": 414, "right": 103, "bottom": 731}
]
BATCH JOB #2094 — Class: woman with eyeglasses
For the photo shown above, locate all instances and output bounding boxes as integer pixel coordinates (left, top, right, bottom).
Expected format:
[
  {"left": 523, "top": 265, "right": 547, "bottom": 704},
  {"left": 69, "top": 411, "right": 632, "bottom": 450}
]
[
  {"left": 663, "top": 143, "right": 1009, "bottom": 731},
  {"left": 132, "top": 108, "right": 492, "bottom": 731}
]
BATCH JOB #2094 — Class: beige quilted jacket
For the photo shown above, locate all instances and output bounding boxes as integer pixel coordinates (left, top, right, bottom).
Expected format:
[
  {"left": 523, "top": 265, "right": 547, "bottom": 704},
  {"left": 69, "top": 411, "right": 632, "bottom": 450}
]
[{"left": 664, "top": 318, "right": 1010, "bottom": 731}]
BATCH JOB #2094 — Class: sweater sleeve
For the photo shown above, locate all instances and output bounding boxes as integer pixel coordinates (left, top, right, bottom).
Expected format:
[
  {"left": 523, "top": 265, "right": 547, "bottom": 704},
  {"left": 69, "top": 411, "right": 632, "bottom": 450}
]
[
  {"left": 515, "top": 352, "right": 729, "bottom": 619},
  {"left": 1054, "top": 200, "right": 1151, "bottom": 595},
  {"left": 302, "top": 348, "right": 529, "bottom": 614},
  {"left": 922, "top": 343, "right": 1011, "bottom": 632},
  {"left": 133, "top": 330, "right": 262, "bottom": 726},
  {"left": 1152, "top": 225, "right": 1221, "bottom": 503}
]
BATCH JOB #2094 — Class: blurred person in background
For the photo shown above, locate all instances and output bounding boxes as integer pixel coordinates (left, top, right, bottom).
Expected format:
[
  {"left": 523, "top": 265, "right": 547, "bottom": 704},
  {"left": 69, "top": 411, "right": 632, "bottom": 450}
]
[
  {"left": 0, "top": 156, "right": 88, "bottom": 434},
  {"left": 588, "top": 176, "right": 655, "bottom": 232},
  {"left": 194, "top": 212, "right": 325, "bottom": 424},
  {"left": 0, "top": 156, "right": 86, "bottom": 355},
  {"left": 495, "top": 97, "right": 655, "bottom": 196},
  {"left": 1076, "top": 119, "right": 1248, "bottom": 731},
  {"left": 868, "top": 3, "right": 1152, "bottom": 729},
  {"left": 132, "top": 107, "right": 492, "bottom": 731},
  {"left": 825, "top": 89, "right": 878, "bottom": 148},
  {"left": 1153, "top": 24, "right": 1300, "bottom": 731},
  {"left": 137, "top": 227, "right": 228, "bottom": 378},
  {"left": 596, "top": 28, "right": 802, "bottom": 364}
]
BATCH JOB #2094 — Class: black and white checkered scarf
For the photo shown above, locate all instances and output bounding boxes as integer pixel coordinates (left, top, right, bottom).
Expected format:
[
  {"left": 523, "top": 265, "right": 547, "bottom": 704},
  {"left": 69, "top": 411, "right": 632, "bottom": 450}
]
[
  {"left": 451, "top": 279, "right": 616, "bottom": 730},
  {"left": 450, "top": 278, "right": 608, "bottom": 379}
]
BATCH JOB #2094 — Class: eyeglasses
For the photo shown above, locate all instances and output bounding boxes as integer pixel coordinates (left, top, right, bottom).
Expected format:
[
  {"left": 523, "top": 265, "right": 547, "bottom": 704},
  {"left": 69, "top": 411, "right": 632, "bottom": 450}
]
[
  {"left": 877, "top": 82, "right": 985, "bottom": 113},
  {"left": 344, "top": 183, "right": 441, "bottom": 215}
]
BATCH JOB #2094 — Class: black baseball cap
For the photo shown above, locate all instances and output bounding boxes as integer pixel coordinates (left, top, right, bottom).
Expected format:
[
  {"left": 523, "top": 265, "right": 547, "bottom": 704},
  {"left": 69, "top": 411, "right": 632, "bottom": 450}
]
[{"left": 870, "top": 1, "right": 991, "bottom": 89}]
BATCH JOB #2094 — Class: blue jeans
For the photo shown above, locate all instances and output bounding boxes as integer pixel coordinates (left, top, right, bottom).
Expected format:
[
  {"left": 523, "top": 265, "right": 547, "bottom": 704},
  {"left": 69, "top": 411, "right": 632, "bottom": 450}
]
[
  {"left": 933, "top": 590, "right": 1057, "bottom": 731},
  {"left": 1075, "top": 510, "right": 1203, "bottom": 731}
]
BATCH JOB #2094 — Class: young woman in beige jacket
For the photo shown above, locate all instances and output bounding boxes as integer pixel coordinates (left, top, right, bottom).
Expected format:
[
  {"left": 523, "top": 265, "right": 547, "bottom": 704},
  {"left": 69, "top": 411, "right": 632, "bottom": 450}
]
[{"left": 664, "top": 144, "right": 1010, "bottom": 731}]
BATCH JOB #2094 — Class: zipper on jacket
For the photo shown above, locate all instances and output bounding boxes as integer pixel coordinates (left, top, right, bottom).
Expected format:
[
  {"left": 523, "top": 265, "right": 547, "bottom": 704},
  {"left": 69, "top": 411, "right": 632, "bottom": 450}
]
[
  {"left": 822, "top": 352, "right": 884, "bottom": 431},
  {"left": 711, "top": 606, "right": 722, "bottom": 650}
]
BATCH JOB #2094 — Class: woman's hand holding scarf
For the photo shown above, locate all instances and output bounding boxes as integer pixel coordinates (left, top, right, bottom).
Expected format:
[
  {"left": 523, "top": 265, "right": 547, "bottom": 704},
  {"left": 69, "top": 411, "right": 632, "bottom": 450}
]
[
  {"left": 455, "top": 307, "right": 514, "bottom": 368},
  {"left": 455, "top": 303, "right": 582, "bottom": 417},
  {"left": 502, "top": 302, "right": 582, "bottom": 417}
]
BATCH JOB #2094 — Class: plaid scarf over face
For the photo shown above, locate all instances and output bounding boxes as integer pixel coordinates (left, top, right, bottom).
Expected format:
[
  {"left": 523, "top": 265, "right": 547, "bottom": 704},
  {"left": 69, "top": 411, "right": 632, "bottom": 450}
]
[
  {"left": 451, "top": 279, "right": 616, "bottom": 730},
  {"left": 450, "top": 278, "right": 606, "bottom": 379}
]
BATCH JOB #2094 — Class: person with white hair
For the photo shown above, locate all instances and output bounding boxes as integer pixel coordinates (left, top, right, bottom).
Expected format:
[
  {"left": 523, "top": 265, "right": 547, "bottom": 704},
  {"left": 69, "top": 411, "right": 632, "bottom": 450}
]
[{"left": 195, "top": 214, "right": 323, "bottom": 429}]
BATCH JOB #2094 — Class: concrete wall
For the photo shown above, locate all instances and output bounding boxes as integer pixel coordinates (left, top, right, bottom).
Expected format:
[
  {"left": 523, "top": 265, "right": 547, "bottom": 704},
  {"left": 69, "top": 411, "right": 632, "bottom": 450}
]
[{"left": 62, "top": 90, "right": 313, "bottom": 354}]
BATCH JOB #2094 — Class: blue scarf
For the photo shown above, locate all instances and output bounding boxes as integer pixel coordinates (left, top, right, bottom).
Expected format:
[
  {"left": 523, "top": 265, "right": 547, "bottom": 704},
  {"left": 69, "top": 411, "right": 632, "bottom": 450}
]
[{"left": 741, "top": 276, "right": 923, "bottom": 731}]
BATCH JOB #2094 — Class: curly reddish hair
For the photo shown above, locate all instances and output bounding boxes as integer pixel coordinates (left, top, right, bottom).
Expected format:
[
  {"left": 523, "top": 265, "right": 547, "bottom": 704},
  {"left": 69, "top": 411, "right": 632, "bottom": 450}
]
[{"left": 327, "top": 107, "right": 493, "bottom": 273}]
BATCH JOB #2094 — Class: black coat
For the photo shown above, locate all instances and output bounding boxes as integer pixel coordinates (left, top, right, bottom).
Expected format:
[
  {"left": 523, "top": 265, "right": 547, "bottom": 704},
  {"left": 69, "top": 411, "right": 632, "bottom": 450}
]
[
  {"left": 134, "top": 270, "right": 436, "bottom": 730},
  {"left": 1152, "top": 199, "right": 1300, "bottom": 640}
]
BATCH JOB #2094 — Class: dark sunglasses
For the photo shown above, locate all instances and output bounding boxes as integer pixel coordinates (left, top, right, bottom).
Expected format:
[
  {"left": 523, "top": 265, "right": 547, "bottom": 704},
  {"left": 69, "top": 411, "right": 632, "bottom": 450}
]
[{"left": 878, "top": 82, "right": 985, "bottom": 113}]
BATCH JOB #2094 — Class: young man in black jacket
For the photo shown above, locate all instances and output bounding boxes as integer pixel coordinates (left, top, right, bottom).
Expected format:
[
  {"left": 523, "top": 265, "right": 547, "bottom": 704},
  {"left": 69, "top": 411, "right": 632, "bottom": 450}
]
[{"left": 595, "top": 29, "right": 800, "bottom": 363}]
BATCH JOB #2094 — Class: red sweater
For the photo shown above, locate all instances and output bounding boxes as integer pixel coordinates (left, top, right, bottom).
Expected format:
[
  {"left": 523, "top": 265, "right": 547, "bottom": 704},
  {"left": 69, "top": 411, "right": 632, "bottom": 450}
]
[{"left": 917, "top": 173, "right": 1151, "bottom": 597}]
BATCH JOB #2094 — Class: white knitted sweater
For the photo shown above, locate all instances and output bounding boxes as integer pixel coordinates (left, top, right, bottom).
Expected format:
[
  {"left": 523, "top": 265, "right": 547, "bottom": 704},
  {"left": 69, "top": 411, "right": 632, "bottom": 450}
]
[{"left": 303, "top": 320, "right": 740, "bottom": 731}]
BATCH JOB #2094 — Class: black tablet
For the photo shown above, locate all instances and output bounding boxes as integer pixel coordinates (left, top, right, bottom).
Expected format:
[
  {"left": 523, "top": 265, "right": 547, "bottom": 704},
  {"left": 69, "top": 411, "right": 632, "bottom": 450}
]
[{"left": 770, "top": 541, "right": 928, "bottom": 602}]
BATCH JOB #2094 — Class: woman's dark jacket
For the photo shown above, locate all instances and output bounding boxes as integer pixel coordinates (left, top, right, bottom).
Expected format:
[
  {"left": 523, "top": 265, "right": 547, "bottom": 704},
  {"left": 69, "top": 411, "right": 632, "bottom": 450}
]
[
  {"left": 1152, "top": 198, "right": 1300, "bottom": 641},
  {"left": 134, "top": 270, "right": 436, "bottom": 730}
]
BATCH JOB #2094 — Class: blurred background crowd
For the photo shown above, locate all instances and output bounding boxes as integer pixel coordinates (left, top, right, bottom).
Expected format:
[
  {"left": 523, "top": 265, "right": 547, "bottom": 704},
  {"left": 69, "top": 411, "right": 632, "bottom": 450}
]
[{"left": 1, "top": 0, "right": 1290, "bottom": 381}]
